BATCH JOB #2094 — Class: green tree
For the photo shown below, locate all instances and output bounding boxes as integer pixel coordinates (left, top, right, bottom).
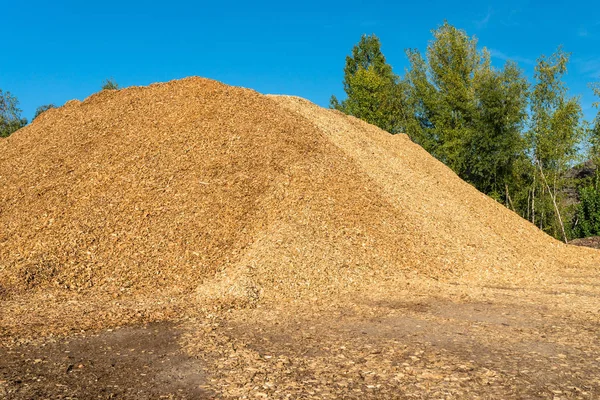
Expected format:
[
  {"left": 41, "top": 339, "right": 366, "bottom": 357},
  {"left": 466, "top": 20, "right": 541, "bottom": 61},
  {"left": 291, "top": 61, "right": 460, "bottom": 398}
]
[
  {"left": 330, "top": 34, "right": 406, "bottom": 133},
  {"left": 573, "top": 183, "right": 600, "bottom": 238},
  {"left": 570, "top": 79, "right": 600, "bottom": 239},
  {"left": 528, "top": 48, "right": 584, "bottom": 241},
  {"left": 101, "top": 78, "right": 119, "bottom": 90},
  {"left": 588, "top": 81, "right": 600, "bottom": 166},
  {"left": 0, "top": 89, "right": 27, "bottom": 138},
  {"left": 470, "top": 61, "right": 530, "bottom": 200},
  {"left": 405, "top": 22, "right": 529, "bottom": 206},
  {"left": 405, "top": 22, "right": 485, "bottom": 172},
  {"left": 33, "top": 104, "right": 56, "bottom": 120}
]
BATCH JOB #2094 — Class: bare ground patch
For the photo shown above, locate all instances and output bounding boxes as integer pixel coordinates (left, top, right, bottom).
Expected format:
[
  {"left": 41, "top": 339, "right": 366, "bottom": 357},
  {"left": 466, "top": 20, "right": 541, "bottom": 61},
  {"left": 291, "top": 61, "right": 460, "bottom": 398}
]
[{"left": 0, "top": 323, "right": 212, "bottom": 399}]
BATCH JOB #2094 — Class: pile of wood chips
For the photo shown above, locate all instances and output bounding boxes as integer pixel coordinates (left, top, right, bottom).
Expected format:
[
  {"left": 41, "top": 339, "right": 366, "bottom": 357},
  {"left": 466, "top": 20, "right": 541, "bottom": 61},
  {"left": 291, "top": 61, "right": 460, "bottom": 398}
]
[{"left": 0, "top": 77, "right": 597, "bottom": 338}]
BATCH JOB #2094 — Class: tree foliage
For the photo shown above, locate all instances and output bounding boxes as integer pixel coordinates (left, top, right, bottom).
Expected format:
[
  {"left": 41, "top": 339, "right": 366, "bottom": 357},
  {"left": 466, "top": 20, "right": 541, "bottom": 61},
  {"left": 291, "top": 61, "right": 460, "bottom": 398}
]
[
  {"left": 588, "top": 81, "right": 600, "bottom": 166},
  {"left": 529, "top": 49, "right": 583, "bottom": 174},
  {"left": 102, "top": 78, "right": 119, "bottom": 91},
  {"left": 573, "top": 183, "right": 600, "bottom": 238},
  {"left": 330, "top": 35, "right": 406, "bottom": 133},
  {"left": 331, "top": 23, "right": 592, "bottom": 241},
  {"left": 471, "top": 61, "right": 529, "bottom": 198},
  {"left": 527, "top": 49, "right": 584, "bottom": 239},
  {"left": 404, "top": 22, "right": 529, "bottom": 201},
  {"left": 0, "top": 89, "right": 27, "bottom": 138},
  {"left": 33, "top": 104, "right": 56, "bottom": 120},
  {"left": 571, "top": 79, "right": 600, "bottom": 239}
]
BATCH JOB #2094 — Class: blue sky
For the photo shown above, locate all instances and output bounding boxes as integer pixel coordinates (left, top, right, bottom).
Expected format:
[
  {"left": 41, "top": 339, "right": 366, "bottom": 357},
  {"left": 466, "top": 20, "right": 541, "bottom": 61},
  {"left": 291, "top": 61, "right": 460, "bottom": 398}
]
[{"left": 2, "top": 0, "right": 599, "bottom": 122}]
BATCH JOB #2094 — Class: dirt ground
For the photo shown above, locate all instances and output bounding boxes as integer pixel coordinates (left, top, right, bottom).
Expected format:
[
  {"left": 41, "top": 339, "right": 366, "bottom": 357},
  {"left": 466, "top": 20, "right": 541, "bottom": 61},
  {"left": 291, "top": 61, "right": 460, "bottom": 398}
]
[
  {"left": 2, "top": 267, "right": 599, "bottom": 399},
  {"left": 0, "top": 323, "right": 211, "bottom": 399}
]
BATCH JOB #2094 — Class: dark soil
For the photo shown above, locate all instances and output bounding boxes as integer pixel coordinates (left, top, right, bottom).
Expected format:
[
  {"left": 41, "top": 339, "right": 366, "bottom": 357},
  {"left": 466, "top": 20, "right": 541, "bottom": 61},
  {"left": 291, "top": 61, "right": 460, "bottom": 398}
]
[{"left": 0, "top": 323, "right": 213, "bottom": 399}]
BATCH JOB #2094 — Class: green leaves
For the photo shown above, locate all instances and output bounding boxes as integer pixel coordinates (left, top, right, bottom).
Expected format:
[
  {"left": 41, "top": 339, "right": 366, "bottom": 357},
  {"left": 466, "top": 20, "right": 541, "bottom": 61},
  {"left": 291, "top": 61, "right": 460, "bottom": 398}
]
[
  {"left": 101, "top": 78, "right": 119, "bottom": 91},
  {"left": 33, "top": 104, "right": 56, "bottom": 120},
  {"left": 331, "top": 35, "right": 405, "bottom": 134},
  {"left": 0, "top": 89, "right": 27, "bottom": 138},
  {"left": 572, "top": 79, "right": 600, "bottom": 239},
  {"left": 529, "top": 48, "right": 583, "bottom": 172},
  {"left": 470, "top": 61, "right": 529, "bottom": 195},
  {"left": 332, "top": 24, "right": 593, "bottom": 241},
  {"left": 526, "top": 49, "right": 585, "bottom": 238},
  {"left": 588, "top": 81, "right": 600, "bottom": 166},
  {"left": 573, "top": 185, "right": 600, "bottom": 238},
  {"left": 406, "top": 23, "right": 483, "bottom": 172},
  {"left": 405, "top": 22, "right": 529, "bottom": 200}
]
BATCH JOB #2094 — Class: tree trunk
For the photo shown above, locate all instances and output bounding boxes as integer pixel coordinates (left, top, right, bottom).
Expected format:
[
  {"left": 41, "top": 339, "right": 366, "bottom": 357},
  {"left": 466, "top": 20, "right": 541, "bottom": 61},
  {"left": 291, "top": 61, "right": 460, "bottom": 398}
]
[
  {"left": 526, "top": 188, "right": 531, "bottom": 221},
  {"left": 537, "top": 161, "right": 568, "bottom": 244},
  {"left": 505, "top": 184, "right": 516, "bottom": 212},
  {"left": 532, "top": 175, "right": 536, "bottom": 224}
]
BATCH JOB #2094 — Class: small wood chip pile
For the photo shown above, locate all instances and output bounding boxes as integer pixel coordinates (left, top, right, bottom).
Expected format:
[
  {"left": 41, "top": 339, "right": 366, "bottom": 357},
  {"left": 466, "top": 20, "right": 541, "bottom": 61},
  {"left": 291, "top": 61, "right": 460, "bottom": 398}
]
[{"left": 0, "top": 77, "right": 597, "bottom": 311}]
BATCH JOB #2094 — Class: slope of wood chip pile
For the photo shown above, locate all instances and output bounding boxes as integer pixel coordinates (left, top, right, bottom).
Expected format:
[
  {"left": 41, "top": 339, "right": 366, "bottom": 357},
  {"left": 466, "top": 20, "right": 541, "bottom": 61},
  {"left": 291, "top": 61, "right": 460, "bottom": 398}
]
[
  {"left": 0, "top": 77, "right": 598, "bottom": 328},
  {"left": 2, "top": 78, "right": 600, "bottom": 399}
]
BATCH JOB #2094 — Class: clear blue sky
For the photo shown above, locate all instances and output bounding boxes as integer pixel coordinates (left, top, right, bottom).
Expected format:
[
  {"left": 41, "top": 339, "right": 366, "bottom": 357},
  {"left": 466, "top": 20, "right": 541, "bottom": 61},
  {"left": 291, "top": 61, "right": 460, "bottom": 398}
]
[{"left": 2, "top": 0, "right": 599, "bottom": 122}]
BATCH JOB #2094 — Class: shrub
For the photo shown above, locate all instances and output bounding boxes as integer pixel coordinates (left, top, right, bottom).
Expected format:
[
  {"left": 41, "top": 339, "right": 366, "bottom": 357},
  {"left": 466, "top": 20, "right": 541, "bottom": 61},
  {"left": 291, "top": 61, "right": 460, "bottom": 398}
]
[{"left": 573, "top": 183, "right": 600, "bottom": 238}]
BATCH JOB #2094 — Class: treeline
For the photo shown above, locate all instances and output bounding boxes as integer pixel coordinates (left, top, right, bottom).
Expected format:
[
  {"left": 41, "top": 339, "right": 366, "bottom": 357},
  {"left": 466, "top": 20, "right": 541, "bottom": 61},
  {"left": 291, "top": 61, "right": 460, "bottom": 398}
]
[{"left": 331, "top": 22, "right": 600, "bottom": 242}]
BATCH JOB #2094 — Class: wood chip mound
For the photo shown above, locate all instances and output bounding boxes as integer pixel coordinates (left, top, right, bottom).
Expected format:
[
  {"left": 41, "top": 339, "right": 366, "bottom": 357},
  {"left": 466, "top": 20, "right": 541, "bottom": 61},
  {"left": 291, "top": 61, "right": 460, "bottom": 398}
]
[
  {"left": 0, "top": 77, "right": 598, "bottom": 313},
  {"left": 569, "top": 236, "right": 600, "bottom": 249}
]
